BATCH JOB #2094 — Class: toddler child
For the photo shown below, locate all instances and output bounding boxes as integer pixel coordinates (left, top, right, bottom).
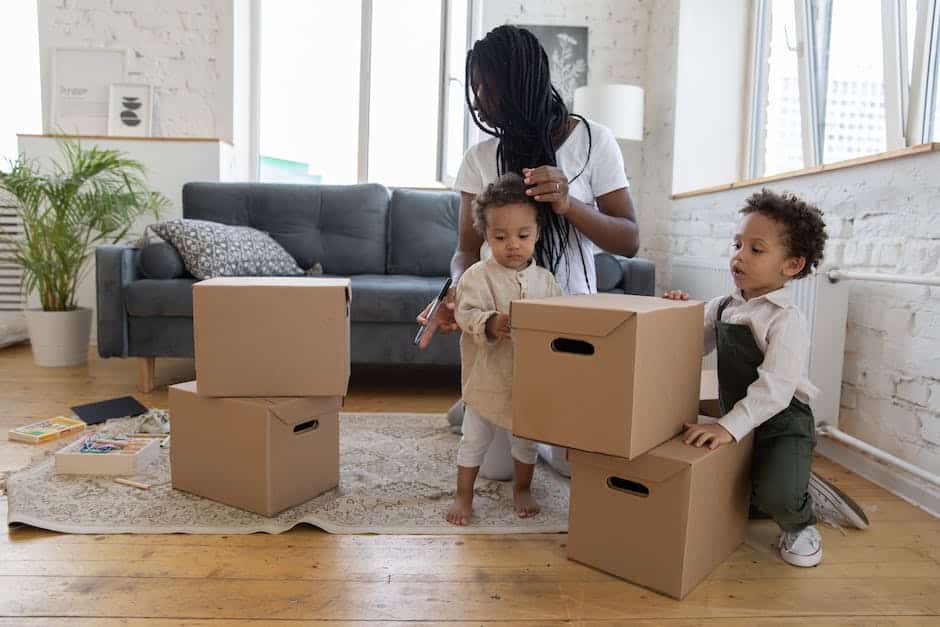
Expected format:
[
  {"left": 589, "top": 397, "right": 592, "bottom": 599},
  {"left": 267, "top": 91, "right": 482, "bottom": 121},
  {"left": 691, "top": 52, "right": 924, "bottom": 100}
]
[{"left": 446, "top": 172, "right": 562, "bottom": 526}]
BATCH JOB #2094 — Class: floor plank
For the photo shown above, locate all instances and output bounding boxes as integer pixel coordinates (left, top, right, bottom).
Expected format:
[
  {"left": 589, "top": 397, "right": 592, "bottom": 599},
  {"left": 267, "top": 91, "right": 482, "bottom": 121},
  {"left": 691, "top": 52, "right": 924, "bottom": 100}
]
[{"left": 1, "top": 346, "right": 939, "bottom": 623}]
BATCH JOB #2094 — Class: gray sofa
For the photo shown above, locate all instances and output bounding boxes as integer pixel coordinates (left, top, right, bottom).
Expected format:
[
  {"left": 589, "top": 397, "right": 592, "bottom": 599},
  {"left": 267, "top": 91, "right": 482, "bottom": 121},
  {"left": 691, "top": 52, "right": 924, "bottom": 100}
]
[{"left": 96, "top": 182, "right": 655, "bottom": 391}]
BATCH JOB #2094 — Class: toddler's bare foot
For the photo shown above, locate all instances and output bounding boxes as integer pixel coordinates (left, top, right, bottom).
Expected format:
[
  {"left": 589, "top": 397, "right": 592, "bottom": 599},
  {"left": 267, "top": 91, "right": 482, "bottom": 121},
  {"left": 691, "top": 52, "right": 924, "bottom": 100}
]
[
  {"left": 513, "top": 487, "right": 541, "bottom": 518},
  {"left": 446, "top": 491, "right": 473, "bottom": 526}
]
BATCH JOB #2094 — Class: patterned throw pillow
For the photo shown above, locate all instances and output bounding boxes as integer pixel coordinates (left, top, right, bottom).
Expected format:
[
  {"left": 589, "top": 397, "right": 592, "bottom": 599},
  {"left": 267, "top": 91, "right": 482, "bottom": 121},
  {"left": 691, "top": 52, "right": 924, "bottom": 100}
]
[{"left": 149, "top": 219, "right": 304, "bottom": 280}]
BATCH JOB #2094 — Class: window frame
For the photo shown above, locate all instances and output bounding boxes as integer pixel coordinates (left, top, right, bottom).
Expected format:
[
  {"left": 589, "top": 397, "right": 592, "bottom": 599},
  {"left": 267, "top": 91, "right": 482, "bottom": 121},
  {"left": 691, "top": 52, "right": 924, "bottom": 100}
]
[{"left": 908, "top": 0, "right": 940, "bottom": 142}]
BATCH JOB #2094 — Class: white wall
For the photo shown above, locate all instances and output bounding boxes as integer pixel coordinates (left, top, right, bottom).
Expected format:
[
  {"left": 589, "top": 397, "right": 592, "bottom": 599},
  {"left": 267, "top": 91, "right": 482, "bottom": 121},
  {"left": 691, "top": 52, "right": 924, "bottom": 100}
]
[
  {"left": 672, "top": 0, "right": 749, "bottom": 193},
  {"left": 37, "top": 0, "right": 232, "bottom": 140}
]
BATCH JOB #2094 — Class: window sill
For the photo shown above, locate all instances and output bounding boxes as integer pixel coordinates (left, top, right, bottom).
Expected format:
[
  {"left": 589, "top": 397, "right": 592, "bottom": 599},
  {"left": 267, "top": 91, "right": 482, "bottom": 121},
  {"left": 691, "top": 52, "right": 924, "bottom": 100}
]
[
  {"left": 19, "top": 133, "right": 234, "bottom": 145},
  {"left": 672, "top": 143, "right": 940, "bottom": 200}
]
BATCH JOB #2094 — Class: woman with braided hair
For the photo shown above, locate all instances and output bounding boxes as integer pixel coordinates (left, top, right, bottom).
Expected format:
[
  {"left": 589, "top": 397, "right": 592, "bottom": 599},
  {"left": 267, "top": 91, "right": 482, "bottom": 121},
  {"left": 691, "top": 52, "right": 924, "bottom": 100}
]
[{"left": 417, "top": 24, "right": 639, "bottom": 482}]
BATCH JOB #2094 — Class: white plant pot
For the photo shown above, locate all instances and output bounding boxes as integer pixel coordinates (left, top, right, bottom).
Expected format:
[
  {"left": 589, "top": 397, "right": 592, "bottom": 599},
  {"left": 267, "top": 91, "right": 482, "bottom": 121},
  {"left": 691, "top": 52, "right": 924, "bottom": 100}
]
[{"left": 24, "top": 307, "right": 93, "bottom": 367}]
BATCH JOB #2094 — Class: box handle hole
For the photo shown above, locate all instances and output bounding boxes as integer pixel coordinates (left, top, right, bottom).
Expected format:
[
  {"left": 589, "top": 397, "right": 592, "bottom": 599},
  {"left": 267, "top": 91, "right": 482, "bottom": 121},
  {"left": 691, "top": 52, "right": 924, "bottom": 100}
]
[
  {"left": 293, "top": 419, "right": 319, "bottom": 434},
  {"left": 551, "top": 338, "right": 595, "bottom": 355},
  {"left": 607, "top": 476, "right": 649, "bottom": 498}
]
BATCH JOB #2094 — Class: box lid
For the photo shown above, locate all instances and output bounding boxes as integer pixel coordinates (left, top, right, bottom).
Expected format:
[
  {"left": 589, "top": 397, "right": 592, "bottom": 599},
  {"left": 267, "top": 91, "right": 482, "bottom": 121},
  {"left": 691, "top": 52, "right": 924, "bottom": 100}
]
[
  {"left": 511, "top": 296, "right": 634, "bottom": 337},
  {"left": 572, "top": 448, "right": 688, "bottom": 484},
  {"left": 169, "top": 382, "right": 342, "bottom": 428},
  {"left": 572, "top": 429, "right": 728, "bottom": 484},
  {"left": 262, "top": 396, "right": 343, "bottom": 428},
  {"left": 511, "top": 294, "right": 700, "bottom": 337},
  {"left": 195, "top": 277, "right": 351, "bottom": 303}
]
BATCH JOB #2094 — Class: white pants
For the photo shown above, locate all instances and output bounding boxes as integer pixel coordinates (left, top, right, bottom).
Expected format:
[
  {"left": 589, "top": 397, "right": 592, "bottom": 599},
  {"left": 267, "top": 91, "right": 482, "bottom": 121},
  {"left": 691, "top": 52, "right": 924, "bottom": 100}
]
[{"left": 456, "top": 405, "right": 538, "bottom": 469}]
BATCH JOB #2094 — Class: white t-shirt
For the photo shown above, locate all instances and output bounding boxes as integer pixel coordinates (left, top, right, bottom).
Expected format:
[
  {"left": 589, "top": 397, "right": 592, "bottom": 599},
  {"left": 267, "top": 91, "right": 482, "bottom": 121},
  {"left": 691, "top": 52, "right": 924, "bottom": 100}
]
[{"left": 454, "top": 118, "right": 629, "bottom": 296}]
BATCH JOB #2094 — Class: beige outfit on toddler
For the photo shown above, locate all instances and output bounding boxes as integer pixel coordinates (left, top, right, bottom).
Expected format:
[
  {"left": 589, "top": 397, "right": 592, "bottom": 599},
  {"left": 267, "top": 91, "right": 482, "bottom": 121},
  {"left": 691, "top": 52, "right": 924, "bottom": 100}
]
[{"left": 455, "top": 257, "right": 563, "bottom": 467}]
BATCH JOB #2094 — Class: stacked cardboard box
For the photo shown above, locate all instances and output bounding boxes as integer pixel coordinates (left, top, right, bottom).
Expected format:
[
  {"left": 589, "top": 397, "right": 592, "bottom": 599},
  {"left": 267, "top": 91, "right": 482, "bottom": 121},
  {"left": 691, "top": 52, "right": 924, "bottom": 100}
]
[
  {"left": 169, "top": 277, "right": 350, "bottom": 516},
  {"left": 511, "top": 295, "right": 752, "bottom": 599}
]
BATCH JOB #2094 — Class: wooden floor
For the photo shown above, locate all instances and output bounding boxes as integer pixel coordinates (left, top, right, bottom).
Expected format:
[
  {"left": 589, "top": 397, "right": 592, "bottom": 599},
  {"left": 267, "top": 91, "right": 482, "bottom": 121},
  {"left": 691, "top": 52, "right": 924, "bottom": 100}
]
[{"left": 1, "top": 345, "right": 938, "bottom": 625}]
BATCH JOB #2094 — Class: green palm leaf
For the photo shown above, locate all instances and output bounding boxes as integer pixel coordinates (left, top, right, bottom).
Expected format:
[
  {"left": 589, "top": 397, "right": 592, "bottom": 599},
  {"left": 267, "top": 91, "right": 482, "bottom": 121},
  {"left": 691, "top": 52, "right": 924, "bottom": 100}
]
[{"left": 0, "top": 137, "right": 168, "bottom": 311}]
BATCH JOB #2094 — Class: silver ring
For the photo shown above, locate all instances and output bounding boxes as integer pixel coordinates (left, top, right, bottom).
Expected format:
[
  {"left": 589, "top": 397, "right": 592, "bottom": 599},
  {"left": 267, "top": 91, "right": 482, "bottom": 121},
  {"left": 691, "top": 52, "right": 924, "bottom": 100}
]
[{"left": 555, "top": 182, "right": 560, "bottom": 192}]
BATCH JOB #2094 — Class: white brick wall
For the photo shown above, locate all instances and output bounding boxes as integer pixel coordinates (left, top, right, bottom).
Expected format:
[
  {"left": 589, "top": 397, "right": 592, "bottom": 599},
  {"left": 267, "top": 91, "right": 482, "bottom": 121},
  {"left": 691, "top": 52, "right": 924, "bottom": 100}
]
[{"left": 38, "top": 0, "right": 227, "bottom": 138}]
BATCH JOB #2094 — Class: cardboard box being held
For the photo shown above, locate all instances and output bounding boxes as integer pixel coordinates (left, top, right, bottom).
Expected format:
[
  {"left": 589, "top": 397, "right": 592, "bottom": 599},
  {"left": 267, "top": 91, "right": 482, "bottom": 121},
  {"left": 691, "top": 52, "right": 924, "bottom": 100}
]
[
  {"left": 512, "top": 294, "right": 704, "bottom": 459},
  {"left": 169, "top": 381, "right": 340, "bottom": 516},
  {"left": 193, "top": 277, "right": 350, "bottom": 397},
  {"left": 568, "top": 427, "right": 752, "bottom": 599}
]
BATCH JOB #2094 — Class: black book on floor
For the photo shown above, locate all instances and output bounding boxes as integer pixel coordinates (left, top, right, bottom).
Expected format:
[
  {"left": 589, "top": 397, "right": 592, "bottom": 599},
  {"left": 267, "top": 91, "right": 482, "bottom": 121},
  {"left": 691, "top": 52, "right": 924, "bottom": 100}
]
[{"left": 70, "top": 396, "right": 148, "bottom": 426}]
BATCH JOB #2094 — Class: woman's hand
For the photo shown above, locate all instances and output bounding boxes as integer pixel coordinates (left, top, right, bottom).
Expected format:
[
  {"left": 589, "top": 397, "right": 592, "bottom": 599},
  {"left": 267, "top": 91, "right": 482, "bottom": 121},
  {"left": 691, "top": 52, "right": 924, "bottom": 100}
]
[
  {"left": 523, "top": 166, "right": 571, "bottom": 216},
  {"left": 415, "top": 287, "right": 458, "bottom": 349},
  {"left": 662, "top": 290, "right": 689, "bottom": 300},
  {"left": 485, "top": 313, "right": 511, "bottom": 340},
  {"left": 682, "top": 423, "right": 734, "bottom": 450}
]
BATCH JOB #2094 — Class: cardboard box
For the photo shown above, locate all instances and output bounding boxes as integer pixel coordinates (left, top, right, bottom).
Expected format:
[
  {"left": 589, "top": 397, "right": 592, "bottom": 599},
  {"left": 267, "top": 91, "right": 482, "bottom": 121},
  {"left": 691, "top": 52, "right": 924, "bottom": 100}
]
[
  {"left": 512, "top": 294, "right": 704, "bottom": 459},
  {"left": 169, "top": 381, "right": 340, "bottom": 516},
  {"left": 193, "top": 277, "right": 351, "bottom": 397},
  {"left": 568, "top": 427, "right": 752, "bottom": 599},
  {"left": 55, "top": 436, "right": 159, "bottom": 476},
  {"left": 700, "top": 369, "right": 720, "bottom": 418}
]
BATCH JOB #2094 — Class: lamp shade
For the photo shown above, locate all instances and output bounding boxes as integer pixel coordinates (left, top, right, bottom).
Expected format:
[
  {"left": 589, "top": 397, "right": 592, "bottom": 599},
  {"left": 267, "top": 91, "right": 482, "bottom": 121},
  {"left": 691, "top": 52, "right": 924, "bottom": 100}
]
[{"left": 573, "top": 84, "right": 644, "bottom": 141}]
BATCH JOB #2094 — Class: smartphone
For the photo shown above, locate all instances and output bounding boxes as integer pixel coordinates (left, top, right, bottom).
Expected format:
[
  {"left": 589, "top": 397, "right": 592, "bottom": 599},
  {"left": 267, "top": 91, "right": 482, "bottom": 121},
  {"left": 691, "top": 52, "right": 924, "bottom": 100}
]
[{"left": 414, "top": 277, "right": 453, "bottom": 346}]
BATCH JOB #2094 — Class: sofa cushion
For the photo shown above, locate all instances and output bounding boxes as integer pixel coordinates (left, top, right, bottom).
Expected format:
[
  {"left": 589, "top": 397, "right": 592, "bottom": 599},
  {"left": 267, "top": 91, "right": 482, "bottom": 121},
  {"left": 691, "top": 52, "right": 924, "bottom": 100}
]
[
  {"left": 182, "top": 182, "right": 389, "bottom": 275},
  {"left": 138, "top": 242, "right": 187, "bottom": 280},
  {"left": 125, "top": 279, "right": 197, "bottom": 317},
  {"left": 347, "top": 274, "right": 450, "bottom": 324},
  {"left": 150, "top": 218, "right": 304, "bottom": 279},
  {"left": 594, "top": 252, "right": 623, "bottom": 292},
  {"left": 387, "top": 189, "right": 459, "bottom": 276}
]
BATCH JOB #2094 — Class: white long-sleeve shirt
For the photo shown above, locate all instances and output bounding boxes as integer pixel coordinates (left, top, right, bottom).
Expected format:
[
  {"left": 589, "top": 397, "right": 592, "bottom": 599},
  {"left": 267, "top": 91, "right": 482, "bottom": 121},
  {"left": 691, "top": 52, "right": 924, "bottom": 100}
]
[{"left": 704, "top": 287, "right": 820, "bottom": 441}]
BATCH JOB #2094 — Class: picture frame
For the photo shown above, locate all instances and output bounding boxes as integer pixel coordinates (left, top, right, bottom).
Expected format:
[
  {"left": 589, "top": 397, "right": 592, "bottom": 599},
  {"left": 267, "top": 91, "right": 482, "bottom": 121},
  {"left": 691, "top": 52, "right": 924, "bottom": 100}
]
[
  {"left": 108, "top": 83, "right": 154, "bottom": 137},
  {"left": 516, "top": 25, "right": 589, "bottom": 111},
  {"left": 50, "top": 47, "right": 127, "bottom": 135}
]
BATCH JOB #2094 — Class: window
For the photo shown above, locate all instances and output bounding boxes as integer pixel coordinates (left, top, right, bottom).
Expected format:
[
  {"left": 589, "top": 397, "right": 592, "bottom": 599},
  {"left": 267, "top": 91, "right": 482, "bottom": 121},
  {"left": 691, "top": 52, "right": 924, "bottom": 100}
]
[
  {"left": 368, "top": 0, "right": 443, "bottom": 187},
  {"left": 258, "top": 2, "right": 361, "bottom": 185},
  {"left": 258, "top": 0, "right": 468, "bottom": 187},
  {"left": 0, "top": 1, "right": 41, "bottom": 165},
  {"left": 0, "top": 1, "right": 40, "bottom": 312},
  {"left": 821, "top": 0, "right": 887, "bottom": 163},
  {"left": 748, "top": 0, "right": 939, "bottom": 177},
  {"left": 761, "top": 0, "right": 804, "bottom": 176}
]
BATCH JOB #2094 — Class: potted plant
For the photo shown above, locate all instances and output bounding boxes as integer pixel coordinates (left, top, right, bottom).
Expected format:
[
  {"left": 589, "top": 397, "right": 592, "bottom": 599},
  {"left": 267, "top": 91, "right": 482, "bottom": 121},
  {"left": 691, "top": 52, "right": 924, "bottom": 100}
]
[{"left": 0, "top": 138, "right": 167, "bottom": 367}]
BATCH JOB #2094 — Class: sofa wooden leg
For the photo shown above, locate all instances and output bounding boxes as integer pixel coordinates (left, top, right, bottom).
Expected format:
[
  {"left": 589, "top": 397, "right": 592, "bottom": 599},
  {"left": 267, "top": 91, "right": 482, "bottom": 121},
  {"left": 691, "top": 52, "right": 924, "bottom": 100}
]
[{"left": 138, "top": 356, "right": 156, "bottom": 393}]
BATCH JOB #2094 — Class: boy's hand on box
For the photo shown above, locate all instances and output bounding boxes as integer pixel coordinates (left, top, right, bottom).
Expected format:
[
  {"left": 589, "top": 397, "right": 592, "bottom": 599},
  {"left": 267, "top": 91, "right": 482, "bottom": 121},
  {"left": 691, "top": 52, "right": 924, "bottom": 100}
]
[
  {"left": 485, "top": 313, "right": 512, "bottom": 340},
  {"left": 682, "top": 422, "right": 734, "bottom": 450},
  {"left": 662, "top": 290, "right": 689, "bottom": 300}
]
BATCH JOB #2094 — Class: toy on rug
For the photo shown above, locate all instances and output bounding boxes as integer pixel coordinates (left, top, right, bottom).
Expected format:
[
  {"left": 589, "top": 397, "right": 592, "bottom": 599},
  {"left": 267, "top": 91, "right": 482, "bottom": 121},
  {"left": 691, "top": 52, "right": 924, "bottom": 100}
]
[{"left": 8, "top": 416, "right": 86, "bottom": 444}]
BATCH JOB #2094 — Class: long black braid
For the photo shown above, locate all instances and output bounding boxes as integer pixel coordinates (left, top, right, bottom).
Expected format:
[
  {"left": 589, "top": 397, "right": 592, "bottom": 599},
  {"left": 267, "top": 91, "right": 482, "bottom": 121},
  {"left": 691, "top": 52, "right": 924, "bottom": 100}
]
[{"left": 465, "top": 25, "right": 593, "bottom": 291}]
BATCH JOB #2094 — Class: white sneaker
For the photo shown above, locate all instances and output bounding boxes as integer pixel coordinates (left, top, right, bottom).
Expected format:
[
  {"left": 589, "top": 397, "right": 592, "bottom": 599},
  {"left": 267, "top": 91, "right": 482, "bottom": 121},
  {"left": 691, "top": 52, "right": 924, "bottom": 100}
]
[
  {"left": 809, "top": 472, "right": 869, "bottom": 530},
  {"left": 778, "top": 525, "right": 822, "bottom": 567}
]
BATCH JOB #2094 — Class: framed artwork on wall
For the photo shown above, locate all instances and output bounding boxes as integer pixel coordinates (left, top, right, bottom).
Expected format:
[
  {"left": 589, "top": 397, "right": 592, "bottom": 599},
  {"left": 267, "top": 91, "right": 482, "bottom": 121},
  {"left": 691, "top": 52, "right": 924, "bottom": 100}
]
[
  {"left": 49, "top": 47, "right": 127, "bottom": 135},
  {"left": 108, "top": 83, "right": 153, "bottom": 137},
  {"left": 515, "top": 25, "right": 589, "bottom": 111}
]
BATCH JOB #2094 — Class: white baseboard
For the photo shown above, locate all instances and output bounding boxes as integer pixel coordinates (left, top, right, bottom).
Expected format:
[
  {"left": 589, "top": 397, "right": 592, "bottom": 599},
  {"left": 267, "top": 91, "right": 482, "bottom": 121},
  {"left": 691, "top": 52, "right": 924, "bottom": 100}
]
[{"left": 817, "top": 437, "right": 940, "bottom": 519}]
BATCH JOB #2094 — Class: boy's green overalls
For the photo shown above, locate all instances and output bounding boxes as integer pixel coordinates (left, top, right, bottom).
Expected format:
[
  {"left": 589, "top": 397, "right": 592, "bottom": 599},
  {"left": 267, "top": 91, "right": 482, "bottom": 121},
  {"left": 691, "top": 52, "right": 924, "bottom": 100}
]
[{"left": 715, "top": 296, "right": 816, "bottom": 531}]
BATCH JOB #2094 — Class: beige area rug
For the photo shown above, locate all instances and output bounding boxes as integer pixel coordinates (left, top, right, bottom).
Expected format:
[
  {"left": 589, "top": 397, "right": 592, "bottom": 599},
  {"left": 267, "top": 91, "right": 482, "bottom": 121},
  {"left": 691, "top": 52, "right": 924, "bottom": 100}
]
[
  {"left": 0, "top": 313, "right": 28, "bottom": 349},
  {"left": 6, "top": 412, "right": 569, "bottom": 535}
]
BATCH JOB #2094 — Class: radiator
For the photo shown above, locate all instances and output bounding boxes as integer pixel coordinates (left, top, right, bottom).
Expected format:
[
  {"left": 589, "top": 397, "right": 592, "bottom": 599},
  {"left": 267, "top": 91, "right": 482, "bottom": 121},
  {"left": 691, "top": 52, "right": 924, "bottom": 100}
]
[{"left": 670, "top": 256, "right": 850, "bottom": 427}]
